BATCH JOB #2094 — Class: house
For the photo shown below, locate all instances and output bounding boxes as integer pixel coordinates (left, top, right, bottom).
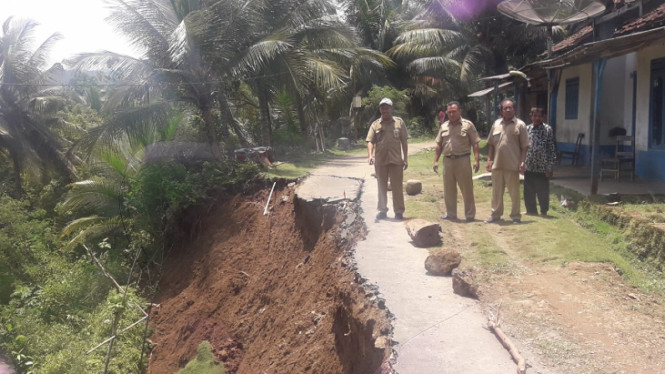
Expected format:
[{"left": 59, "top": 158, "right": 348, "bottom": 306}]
[{"left": 527, "top": 0, "right": 665, "bottom": 186}]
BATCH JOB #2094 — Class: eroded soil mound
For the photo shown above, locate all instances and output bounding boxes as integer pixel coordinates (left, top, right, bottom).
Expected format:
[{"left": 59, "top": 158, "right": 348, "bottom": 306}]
[{"left": 147, "top": 182, "right": 392, "bottom": 373}]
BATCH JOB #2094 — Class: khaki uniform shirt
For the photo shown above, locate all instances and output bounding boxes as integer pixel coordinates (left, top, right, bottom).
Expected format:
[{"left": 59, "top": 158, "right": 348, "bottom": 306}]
[
  {"left": 487, "top": 117, "right": 529, "bottom": 171},
  {"left": 366, "top": 116, "right": 408, "bottom": 166},
  {"left": 435, "top": 118, "right": 481, "bottom": 156}
]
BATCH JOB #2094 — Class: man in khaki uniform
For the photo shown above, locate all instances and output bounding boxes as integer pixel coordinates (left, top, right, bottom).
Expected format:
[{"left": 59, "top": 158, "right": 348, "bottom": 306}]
[
  {"left": 366, "top": 97, "right": 409, "bottom": 220},
  {"left": 485, "top": 99, "right": 530, "bottom": 224},
  {"left": 432, "top": 101, "right": 480, "bottom": 222}
]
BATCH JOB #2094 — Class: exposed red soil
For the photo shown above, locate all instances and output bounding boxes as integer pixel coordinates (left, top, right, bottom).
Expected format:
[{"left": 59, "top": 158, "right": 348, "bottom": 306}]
[{"left": 147, "top": 182, "right": 392, "bottom": 374}]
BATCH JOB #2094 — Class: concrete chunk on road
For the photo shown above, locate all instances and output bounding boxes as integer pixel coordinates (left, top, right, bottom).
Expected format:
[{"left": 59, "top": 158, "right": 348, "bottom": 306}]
[
  {"left": 404, "top": 219, "right": 441, "bottom": 247},
  {"left": 405, "top": 179, "right": 422, "bottom": 195},
  {"left": 425, "top": 249, "right": 461, "bottom": 276}
]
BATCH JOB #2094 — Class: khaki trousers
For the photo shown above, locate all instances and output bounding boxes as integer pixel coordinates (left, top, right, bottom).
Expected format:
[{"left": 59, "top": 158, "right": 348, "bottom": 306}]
[
  {"left": 375, "top": 163, "right": 405, "bottom": 214},
  {"left": 443, "top": 156, "right": 475, "bottom": 219},
  {"left": 490, "top": 169, "right": 521, "bottom": 220}
]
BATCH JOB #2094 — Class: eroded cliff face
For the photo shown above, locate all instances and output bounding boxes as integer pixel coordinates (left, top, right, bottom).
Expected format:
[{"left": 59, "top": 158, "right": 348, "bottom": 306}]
[{"left": 148, "top": 183, "right": 392, "bottom": 374}]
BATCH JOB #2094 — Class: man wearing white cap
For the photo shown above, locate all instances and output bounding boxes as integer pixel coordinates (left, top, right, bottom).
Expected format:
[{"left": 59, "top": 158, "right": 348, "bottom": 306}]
[{"left": 366, "top": 97, "right": 409, "bottom": 220}]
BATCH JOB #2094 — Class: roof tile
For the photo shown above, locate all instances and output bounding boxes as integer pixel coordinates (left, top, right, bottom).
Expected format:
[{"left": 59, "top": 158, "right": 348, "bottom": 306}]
[{"left": 614, "top": 2, "right": 665, "bottom": 35}]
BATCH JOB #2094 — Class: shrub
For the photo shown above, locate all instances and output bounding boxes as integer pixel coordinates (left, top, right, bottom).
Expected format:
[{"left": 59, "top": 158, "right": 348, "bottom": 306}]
[
  {"left": 132, "top": 160, "right": 259, "bottom": 234},
  {"left": 408, "top": 116, "right": 435, "bottom": 138},
  {"left": 359, "top": 86, "right": 410, "bottom": 130},
  {"left": 176, "top": 341, "right": 226, "bottom": 374}
]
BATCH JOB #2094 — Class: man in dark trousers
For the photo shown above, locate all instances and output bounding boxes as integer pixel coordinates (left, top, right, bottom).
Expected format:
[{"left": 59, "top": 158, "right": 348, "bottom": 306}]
[
  {"left": 366, "top": 97, "right": 409, "bottom": 220},
  {"left": 524, "top": 107, "right": 557, "bottom": 216}
]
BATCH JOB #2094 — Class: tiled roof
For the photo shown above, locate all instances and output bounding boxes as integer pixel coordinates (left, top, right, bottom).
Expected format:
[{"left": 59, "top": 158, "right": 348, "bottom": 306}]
[
  {"left": 551, "top": 25, "right": 594, "bottom": 53},
  {"left": 615, "top": 2, "right": 665, "bottom": 35},
  {"left": 549, "top": 2, "right": 665, "bottom": 55}
]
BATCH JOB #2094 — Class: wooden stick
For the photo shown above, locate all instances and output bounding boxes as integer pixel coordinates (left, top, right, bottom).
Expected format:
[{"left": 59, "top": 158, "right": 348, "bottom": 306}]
[
  {"left": 263, "top": 181, "right": 276, "bottom": 215},
  {"left": 488, "top": 309, "right": 527, "bottom": 374},
  {"left": 83, "top": 244, "right": 122, "bottom": 292},
  {"left": 87, "top": 316, "right": 148, "bottom": 354},
  {"left": 83, "top": 244, "right": 147, "bottom": 316}
]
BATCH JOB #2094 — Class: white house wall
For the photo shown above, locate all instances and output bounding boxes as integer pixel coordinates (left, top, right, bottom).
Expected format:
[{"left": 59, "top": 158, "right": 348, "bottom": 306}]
[
  {"left": 635, "top": 42, "right": 665, "bottom": 180},
  {"left": 600, "top": 56, "right": 629, "bottom": 146},
  {"left": 636, "top": 43, "right": 665, "bottom": 151},
  {"left": 553, "top": 37, "right": 665, "bottom": 180},
  {"left": 557, "top": 64, "right": 593, "bottom": 145}
]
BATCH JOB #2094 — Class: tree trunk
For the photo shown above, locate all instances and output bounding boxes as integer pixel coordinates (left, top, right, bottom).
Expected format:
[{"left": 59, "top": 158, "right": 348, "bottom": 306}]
[
  {"left": 257, "top": 80, "right": 272, "bottom": 146},
  {"left": 217, "top": 88, "right": 248, "bottom": 145},
  {"left": 295, "top": 93, "right": 308, "bottom": 135},
  {"left": 11, "top": 152, "right": 22, "bottom": 198},
  {"left": 201, "top": 106, "right": 221, "bottom": 159}
]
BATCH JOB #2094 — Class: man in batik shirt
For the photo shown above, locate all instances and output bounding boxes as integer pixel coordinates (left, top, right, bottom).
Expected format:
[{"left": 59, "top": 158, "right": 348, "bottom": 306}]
[{"left": 524, "top": 107, "right": 557, "bottom": 216}]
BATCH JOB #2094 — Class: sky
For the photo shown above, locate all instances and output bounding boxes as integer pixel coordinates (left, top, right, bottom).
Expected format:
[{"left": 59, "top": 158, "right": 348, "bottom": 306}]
[{"left": 1, "top": 0, "right": 139, "bottom": 65}]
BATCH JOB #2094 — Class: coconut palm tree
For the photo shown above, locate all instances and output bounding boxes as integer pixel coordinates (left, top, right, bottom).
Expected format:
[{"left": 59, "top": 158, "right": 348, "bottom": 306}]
[
  {"left": 343, "top": 0, "right": 404, "bottom": 52},
  {"left": 237, "top": 17, "right": 389, "bottom": 144},
  {"left": 59, "top": 111, "right": 183, "bottom": 252},
  {"left": 0, "top": 17, "right": 79, "bottom": 194},
  {"left": 386, "top": 1, "right": 558, "bottom": 115},
  {"left": 69, "top": 0, "right": 258, "bottom": 156}
]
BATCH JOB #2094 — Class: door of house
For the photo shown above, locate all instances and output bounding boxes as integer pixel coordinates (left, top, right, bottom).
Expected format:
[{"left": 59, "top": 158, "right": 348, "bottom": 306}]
[{"left": 650, "top": 58, "right": 665, "bottom": 148}]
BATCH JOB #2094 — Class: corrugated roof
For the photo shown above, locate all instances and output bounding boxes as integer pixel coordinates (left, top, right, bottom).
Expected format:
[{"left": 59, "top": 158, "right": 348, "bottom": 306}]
[{"left": 468, "top": 82, "right": 513, "bottom": 98}]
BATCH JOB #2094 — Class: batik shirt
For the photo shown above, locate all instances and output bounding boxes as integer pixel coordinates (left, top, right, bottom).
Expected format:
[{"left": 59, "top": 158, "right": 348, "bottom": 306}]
[{"left": 525, "top": 123, "right": 557, "bottom": 173}]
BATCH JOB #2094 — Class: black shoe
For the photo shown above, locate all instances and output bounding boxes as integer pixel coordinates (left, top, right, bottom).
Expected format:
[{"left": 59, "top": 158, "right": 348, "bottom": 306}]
[
  {"left": 525, "top": 211, "right": 538, "bottom": 216},
  {"left": 465, "top": 217, "right": 475, "bottom": 222},
  {"left": 395, "top": 213, "right": 403, "bottom": 220},
  {"left": 376, "top": 212, "right": 387, "bottom": 219},
  {"left": 512, "top": 218, "right": 521, "bottom": 224}
]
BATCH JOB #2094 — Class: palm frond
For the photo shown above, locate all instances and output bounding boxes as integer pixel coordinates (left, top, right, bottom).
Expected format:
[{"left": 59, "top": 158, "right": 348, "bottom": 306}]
[
  {"left": 234, "top": 36, "right": 294, "bottom": 76},
  {"left": 74, "top": 101, "right": 173, "bottom": 154},
  {"left": 28, "top": 32, "right": 63, "bottom": 70},
  {"left": 459, "top": 44, "right": 493, "bottom": 83},
  {"left": 303, "top": 57, "right": 347, "bottom": 91},
  {"left": 62, "top": 216, "right": 126, "bottom": 251},
  {"left": 60, "top": 177, "right": 124, "bottom": 214},
  {"left": 406, "top": 56, "right": 461, "bottom": 76},
  {"left": 66, "top": 52, "right": 150, "bottom": 82},
  {"left": 61, "top": 215, "right": 107, "bottom": 238},
  {"left": 105, "top": 0, "right": 178, "bottom": 59}
]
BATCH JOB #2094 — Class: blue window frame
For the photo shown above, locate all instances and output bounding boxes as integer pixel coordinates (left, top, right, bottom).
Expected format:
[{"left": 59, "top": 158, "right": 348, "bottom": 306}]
[
  {"left": 565, "top": 77, "right": 579, "bottom": 120},
  {"left": 650, "top": 58, "right": 665, "bottom": 149}
]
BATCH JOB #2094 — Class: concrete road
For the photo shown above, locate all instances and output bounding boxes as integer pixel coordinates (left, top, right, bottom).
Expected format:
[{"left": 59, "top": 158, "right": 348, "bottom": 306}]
[{"left": 296, "top": 144, "right": 522, "bottom": 374}]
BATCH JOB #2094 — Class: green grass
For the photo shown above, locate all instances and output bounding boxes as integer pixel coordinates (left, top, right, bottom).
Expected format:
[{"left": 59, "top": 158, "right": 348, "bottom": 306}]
[
  {"left": 403, "top": 148, "right": 665, "bottom": 296},
  {"left": 262, "top": 151, "right": 335, "bottom": 179}
]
